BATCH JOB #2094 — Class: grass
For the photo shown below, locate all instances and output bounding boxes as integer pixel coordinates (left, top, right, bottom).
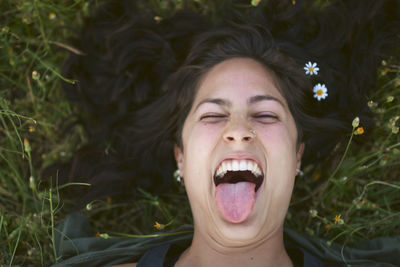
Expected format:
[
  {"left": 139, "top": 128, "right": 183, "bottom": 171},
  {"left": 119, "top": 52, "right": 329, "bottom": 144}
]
[{"left": 0, "top": 0, "right": 399, "bottom": 265}]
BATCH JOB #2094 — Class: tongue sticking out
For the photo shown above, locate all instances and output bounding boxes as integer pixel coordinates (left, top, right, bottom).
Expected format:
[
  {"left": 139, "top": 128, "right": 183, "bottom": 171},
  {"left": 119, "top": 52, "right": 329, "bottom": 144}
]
[{"left": 215, "top": 182, "right": 256, "bottom": 223}]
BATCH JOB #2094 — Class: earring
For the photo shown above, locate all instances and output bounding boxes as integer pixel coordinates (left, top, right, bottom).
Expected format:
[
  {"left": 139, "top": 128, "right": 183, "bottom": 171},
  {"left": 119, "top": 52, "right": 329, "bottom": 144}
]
[
  {"left": 174, "top": 169, "right": 182, "bottom": 182},
  {"left": 296, "top": 168, "right": 304, "bottom": 176}
]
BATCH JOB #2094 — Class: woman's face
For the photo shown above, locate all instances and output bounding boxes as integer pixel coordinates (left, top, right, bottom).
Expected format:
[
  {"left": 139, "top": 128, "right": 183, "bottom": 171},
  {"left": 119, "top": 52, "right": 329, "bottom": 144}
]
[{"left": 175, "top": 58, "right": 303, "bottom": 247}]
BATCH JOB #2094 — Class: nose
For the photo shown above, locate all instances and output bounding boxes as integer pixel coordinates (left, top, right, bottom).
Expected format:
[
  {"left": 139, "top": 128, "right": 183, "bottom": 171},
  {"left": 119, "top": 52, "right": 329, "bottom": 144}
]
[{"left": 223, "top": 119, "right": 254, "bottom": 143}]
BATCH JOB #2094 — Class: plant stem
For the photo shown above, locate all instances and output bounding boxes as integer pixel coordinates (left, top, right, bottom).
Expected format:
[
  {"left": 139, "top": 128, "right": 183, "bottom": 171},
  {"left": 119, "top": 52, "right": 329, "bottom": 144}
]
[{"left": 329, "top": 131, "right": 355, "bottom": 180}]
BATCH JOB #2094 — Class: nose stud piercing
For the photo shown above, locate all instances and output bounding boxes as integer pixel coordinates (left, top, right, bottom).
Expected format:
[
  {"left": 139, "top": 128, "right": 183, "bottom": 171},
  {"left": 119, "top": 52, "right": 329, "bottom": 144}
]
[{"left": 249, "top": 129, "right": 256, "bottom": 137}]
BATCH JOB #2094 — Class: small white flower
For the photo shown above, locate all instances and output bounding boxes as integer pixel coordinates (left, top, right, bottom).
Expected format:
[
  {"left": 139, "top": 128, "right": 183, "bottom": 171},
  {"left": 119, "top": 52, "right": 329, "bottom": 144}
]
[
  {"left": 304, "top": 61, "right": 319, "bottom": 75},
  {"left": 313, "top": 83, "right": 328, "bottom": 101}
]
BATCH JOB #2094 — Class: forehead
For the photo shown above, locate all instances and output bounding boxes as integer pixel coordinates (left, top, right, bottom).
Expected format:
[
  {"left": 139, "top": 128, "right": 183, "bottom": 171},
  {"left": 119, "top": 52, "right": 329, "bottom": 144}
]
[{"left": 194, "top": 58, "right": 287, "bottom": 107}]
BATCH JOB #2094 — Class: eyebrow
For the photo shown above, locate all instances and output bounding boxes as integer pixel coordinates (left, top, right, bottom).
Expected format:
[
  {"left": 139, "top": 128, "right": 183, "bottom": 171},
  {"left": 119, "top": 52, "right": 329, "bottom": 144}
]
[
  {"left": 194, "top": 94, "right": 286, "bottom": 112},
  {"left": 248, "top": 94, "right": 286, "bottom": 108},
  {"left": 194, "top": 98, "right": 231, "bottom": 112}
]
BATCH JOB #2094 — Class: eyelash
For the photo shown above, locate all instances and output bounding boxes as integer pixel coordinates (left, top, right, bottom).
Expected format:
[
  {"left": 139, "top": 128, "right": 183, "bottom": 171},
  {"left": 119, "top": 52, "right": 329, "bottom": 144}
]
[
  {"left": 252, "top": 113, "right": 279, "bottom": 124},
  {"left": 200, "top": 113, "right": 278, "bottom": 123},
  {"left": 200, "top": 113, "right": 227, "bottom": 123},
  {"left": 252, "top": 113, "right": 278, "bottom": 119}
]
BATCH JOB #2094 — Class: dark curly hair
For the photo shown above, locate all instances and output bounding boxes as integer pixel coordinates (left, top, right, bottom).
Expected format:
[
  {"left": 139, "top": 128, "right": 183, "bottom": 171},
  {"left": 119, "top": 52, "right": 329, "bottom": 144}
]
[{"left": 55, "top": 0, "right": 399, "bottom": 205}]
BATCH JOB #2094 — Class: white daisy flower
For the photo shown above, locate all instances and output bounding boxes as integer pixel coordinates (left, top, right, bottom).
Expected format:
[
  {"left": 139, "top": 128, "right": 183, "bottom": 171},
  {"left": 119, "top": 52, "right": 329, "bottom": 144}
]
[
  {"left": 304, "top": 61, "right": 319, "bottom": 75},
  {"left": 313, "top": 83, "right": 328, "bottom": 101}
]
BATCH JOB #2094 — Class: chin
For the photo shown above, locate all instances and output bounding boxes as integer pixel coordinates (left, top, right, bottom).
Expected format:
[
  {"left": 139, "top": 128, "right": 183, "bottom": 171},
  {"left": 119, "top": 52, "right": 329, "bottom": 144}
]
[{"left": 208, "top": 205, "right": 278, "bottom": 248}]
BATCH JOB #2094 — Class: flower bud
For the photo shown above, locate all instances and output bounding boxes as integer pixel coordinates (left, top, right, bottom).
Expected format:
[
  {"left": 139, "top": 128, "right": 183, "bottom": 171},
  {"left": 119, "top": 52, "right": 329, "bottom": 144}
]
[{"left": 352, "top": 117, "right": 360, "bottom": 128}]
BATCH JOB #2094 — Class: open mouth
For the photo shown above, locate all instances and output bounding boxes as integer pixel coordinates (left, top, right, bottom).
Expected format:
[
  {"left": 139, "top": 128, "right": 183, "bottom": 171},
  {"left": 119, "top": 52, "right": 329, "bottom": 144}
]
[
  {"left": 213, "top": 159, "right": 264, "bottom": 192},
  {"left": 213, "top": 159, "right": 265, "bottom": 223}
]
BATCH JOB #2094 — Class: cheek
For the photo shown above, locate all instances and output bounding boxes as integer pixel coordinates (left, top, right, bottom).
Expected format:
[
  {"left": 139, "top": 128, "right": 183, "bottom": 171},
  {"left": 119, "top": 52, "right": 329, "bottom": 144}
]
[
  {"left": 182, "top": 124, "right": 223, "bottom": 212},
  {"left": 261, "top": 125, "right": 297, "bottom": 174},
  {"left": 257, "top": 124, "right": 298, "bottom": 185},
  {"left": 186, "top": 123, "right": 221, "bottom": 150},
  {"left": 182, "top": 123, "right": 222, "bottom": 177},
  {"left": 256, "top": 124, "right": 297, "bottom": 155}
]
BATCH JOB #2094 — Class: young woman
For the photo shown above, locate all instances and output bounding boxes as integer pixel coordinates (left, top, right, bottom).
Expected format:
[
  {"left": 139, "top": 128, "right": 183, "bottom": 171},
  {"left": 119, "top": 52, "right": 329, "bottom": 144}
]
[{"left": 53, "top": 0, "right": 399, "bottom": 266}]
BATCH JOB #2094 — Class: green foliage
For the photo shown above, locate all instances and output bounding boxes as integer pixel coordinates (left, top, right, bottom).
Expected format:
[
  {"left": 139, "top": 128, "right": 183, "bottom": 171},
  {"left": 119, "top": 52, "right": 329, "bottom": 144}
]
[
  {"left": 0, "top": 0, "right": 399, "bottom": 265},
  {"left": 288, "top": 59, "right": 400, "bottom": 245},
  {"left": 0, "top": 0, "right": 95, "bottom": 265}
]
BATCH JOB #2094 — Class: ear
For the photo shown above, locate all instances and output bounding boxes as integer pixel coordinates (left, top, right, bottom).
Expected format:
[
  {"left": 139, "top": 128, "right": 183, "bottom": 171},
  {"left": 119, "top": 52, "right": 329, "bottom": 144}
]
[
  {"left": 174, "top": 144, "right": 184, "bottom": 177},
  {"left": 296, "top": 143, "right": 305, "bottom": 170}
]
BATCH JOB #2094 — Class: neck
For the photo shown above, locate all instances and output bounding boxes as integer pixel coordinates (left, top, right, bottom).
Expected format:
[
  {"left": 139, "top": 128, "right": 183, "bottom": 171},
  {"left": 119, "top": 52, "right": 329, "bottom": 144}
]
[{"left": 175, "top": 227, "right": 293, "bottom": 267}]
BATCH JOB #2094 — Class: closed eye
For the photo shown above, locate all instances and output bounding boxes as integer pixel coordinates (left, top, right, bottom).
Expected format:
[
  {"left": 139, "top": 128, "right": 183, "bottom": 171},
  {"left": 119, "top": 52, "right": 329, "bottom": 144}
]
[
  {"left": 200, "top": 113, "right": 228, "bottom": 123},
  {"left": 252, "top": 113, "right": 279, "bottom": 124}
]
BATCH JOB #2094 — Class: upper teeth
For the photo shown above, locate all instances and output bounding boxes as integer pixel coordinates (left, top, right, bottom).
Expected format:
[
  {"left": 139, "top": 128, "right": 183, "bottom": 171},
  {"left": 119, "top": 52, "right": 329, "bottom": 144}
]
[{"left": 215, "top": 159, "right": 262, "bottom": 178}]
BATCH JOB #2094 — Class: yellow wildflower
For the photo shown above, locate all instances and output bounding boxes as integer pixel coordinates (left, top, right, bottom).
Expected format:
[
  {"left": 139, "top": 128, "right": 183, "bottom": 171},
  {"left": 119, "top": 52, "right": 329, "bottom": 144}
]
[
  {"left": 334, "top": 214, "right": 344, "bottom": 224},
  {"left": 49, "top": 12, "right": 56, "bottom": 20},
  {"left": 354, "top": 127, "right": 364, "bottom": 135},
  {"left": 29, "top": 126, "right": 35, "bottom": 132},
  {"left": 154, "top": 221, "right": 164, "bottom": 230}
]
